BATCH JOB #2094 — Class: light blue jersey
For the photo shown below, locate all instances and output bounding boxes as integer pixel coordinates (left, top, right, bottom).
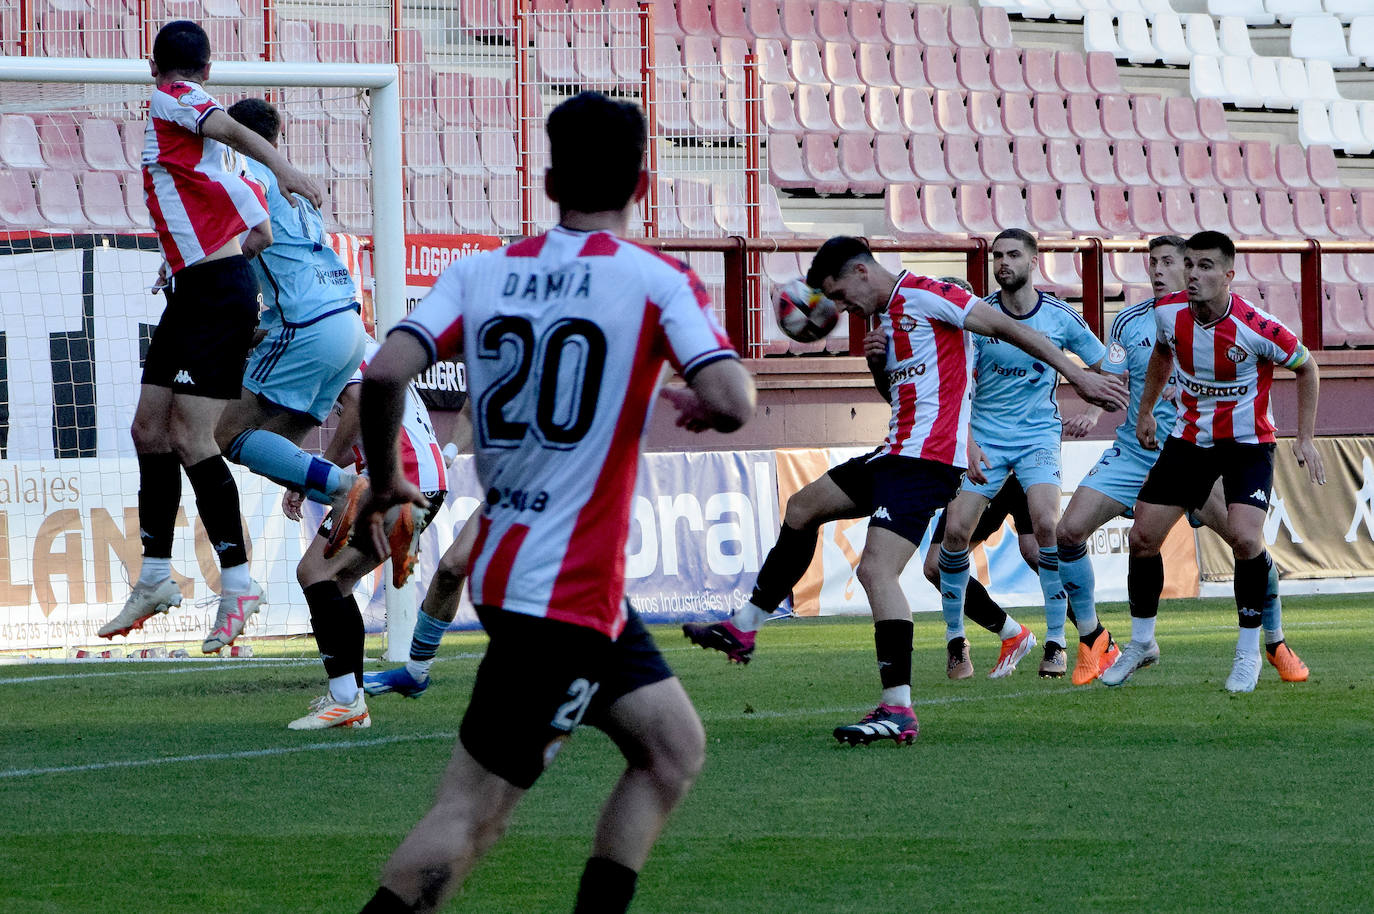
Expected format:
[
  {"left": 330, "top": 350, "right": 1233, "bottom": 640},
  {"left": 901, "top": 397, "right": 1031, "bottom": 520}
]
[
  {"left": 969, "top": 290, "right": 1107, "bottom": 445},
  {"left": 244, "top": 156, "right": 358, "bottom": 328},
  {"left": 1102, "top": 298, "right": 1178, "bottom": 452}
]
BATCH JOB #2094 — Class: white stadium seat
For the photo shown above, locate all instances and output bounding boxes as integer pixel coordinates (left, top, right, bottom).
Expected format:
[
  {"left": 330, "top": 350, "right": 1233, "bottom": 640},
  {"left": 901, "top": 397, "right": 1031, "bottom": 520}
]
[
  {"left": 1222, "top": 54, "right": 1263, "bottom": 107},
  {"left": 1345, "top": 17, "right": 1374, "bottom": 67},
  {"left": 1190, "top": 54, "right": 1228, "bottom": 100},
  {"left": 1323, "top": 0, "right": 1362, "bottom": 23},
  {"left": 1218, "top": 16, "right": 1258, "bottom": 56},
  {"left": 1152, "top": 13, "right": 1192, "bottom": 65},
  {"left": 1208, "top": 0, "right": 1276, "bottom": 26},
  {"left": 1118, "top": 12, "right": 1159, "bottom": 64},
  {"left": 1329, "top": 99, "right": 1373, "bottom": 154},
  {"left": 1305, "top": 59, "right": 1343, "bottom": 101},
  {"left": 1266, "top": 0, "right": 1323, "bottom": 26},
  {"left": 1290, "top": 14, "right": 1361, "bottom": 67},
  {"left": 1083, "top": 10, "right": 1125, "bottom": 56},
  {"left": 1249, "top": 55, "right": 1291, "bottom": 109},
  {"left": 1276, "top": 56, "right": 1311, "bottom": 102},
  {"left": 1184, "top": 13, "right": 1223, "bottom": 56},
  {"left": 1298, "top": 100, "right": 1338, "bottom": 147}
]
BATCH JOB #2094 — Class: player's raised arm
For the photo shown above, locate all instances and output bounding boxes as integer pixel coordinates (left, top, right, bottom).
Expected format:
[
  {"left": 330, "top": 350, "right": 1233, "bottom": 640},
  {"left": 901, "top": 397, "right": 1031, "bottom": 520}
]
[
  {"left": 662, "top": 358, "right": 756, "bottom": 433},
  {"left": 200, "top": 108, "right": 322, "bottom": 209},
  {"left": 964, "top": 300, "right": 1128, "bottom": 412},
  {"left": 358, "top": 331, "right": 433, "bottom": 555}
]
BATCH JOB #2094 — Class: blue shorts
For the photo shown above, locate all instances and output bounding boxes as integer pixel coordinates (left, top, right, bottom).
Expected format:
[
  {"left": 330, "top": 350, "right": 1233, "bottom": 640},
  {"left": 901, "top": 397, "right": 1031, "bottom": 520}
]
[
  {"left": 1077, "top": 437, "right": 1160, "bottom": 511},
  {"left": 243, "top": 307, "right": 366, "bottom": 422},
  {"left": 963, "top": 440, "right": 1062, "bottom": 498}
]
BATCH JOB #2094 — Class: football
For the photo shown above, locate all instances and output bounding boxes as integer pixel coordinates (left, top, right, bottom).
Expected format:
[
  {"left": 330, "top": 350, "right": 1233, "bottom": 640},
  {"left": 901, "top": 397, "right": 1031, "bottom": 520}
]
[{"left": 771, "top": 279, "right": 839, "bottom": 343}]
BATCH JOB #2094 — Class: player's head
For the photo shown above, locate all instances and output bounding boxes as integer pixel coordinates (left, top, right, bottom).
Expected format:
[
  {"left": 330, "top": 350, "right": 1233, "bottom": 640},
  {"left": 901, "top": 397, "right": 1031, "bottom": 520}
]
[
  {"left": 937, "top": 276, "right": 975, "bottom": 294},
  {"left": 807, "top": 236, "right": 889, "bottom": 317},
  {"left": 152, "top": 21, "right": 211, "bottom": 80},
  {"left": 227, "top": 98, "right": 281, "bottom": 147},
  {"left": 1183, "top": 230, "right": 1236, "bottom": 307},
  {"left": 1147, "top": 234, "right": 1187, "bottom": 300},
  {"left": 545, "top": 91, "right": 647, "bottom": 217},
  {"left": 990, "top": 228, "right": 1037, "bottom": 295}
]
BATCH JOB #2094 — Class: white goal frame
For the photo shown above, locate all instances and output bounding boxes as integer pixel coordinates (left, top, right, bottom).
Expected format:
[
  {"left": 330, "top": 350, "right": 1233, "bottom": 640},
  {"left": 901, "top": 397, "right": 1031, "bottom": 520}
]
[{"left": 0, "top": 56, "right": 417, "bottom": 659}]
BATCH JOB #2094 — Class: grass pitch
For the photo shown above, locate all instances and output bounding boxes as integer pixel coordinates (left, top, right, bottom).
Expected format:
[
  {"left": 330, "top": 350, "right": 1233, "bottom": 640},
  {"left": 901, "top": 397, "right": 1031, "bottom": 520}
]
[{"left": 1, "top": 595, "right": 1371, "bottom": 913}]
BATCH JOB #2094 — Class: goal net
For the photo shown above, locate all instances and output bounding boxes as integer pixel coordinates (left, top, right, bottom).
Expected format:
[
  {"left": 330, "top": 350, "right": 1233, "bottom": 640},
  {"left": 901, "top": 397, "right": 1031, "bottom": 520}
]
[{"left": 0, "top": 56, "right": 434, "bottom": 660}]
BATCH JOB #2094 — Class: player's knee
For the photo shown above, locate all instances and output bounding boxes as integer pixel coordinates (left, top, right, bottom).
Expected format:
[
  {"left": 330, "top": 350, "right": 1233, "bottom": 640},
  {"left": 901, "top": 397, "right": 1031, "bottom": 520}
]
[
  {"left": 130, "top": 414, "right": 168, "bottom": 454},
  {"left": 921, "top": 549, "right": 940, "bottom": 585},
  {"left": 855, "top": 554, "right": 896, "bottom": 595},
  {"left": 647, "top": 715, "right": 706, "bottom": 801},
  {"left": 781, "top": 496, "right": 822, "bottom": 531},
  {"left": 1228, "top": 531, "right": 1264, "bottom": 560},
  {"left": 1056, "top": 516, "right": 1087, "bottom": 548},
  {"left": 1128, "top": 524, "right": 1164, "bottom": 556}
]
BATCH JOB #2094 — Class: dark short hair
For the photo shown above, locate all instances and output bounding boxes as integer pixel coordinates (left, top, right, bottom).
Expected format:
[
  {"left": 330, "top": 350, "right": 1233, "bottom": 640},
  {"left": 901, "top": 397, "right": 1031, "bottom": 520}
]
[
  {"left": 806, "top": 236, "right": 875, "bottom": 288},
  {"left": 937, "top": 275, "right": 974, "bottom": 293},
  {"left": 1186, "top": 230, "right": 1235, "bottom": 263},
  {"left": 153, "top": 20, "right": 211, "bottom": 75},
  {"left": 227, "top": 98, "right": 280, "bottom": 144},
  {"left": 546, "top": 92, "right": 646, "bottom": 214},
  {"left": 992, "top": 227, "right": 1037, "bottom": 254},
  {"left": 1148, "top": 234, "right": 1187, "bottom": 252}
]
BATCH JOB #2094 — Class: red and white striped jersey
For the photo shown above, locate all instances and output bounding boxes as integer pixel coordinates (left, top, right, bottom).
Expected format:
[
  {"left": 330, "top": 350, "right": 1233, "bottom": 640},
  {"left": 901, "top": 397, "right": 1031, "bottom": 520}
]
[
  {"left": 874, "top": 273, "right": 977, "bottom": 467},
  {"left": 396, "top": 226, "right": 737, "bottom": 638},
  {"left": 1153, "top": 291, "right": 1308, "bottom": 446},
  {"left": 142, "top": 81, "right": 268, "bottom": 274},
  {"left": 348, "top": 342, "right": 447, "bottom": 493}
]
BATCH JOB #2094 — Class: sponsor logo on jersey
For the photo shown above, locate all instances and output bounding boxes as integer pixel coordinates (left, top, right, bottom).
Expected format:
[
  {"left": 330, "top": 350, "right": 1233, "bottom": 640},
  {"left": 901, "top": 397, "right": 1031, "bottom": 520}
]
[
  {"left": 1180, "top": 376, "right": 1250, "bottom": 398},
  {"left": 888, "top": 362, "right": 926, "bottom": 384},
  {"left": 988, "top": 362, "right": 1028, "bottom": 377}
]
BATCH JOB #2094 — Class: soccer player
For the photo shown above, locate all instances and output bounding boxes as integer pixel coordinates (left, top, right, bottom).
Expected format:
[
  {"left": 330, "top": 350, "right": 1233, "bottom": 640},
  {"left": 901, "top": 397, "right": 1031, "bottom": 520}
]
[
  {"left": 281, "top": 339, "right": 447, "bottom": 730},
  {"left": 214, "top": 97, "right": 367, "bottom": 509},
  {"left": 1102, "top": 231, "right": 1324, "bottom": 693},
  {"left": 1057, "top": 236, "right": 1310, "bottom": 685},
  {"left": 687, "top": 237, "right": 1126, "bottom": 746},
  {"left": 936, "top": 229, "right": 1110, "bottom": 680},
  {"left": 98, "top": 21, "right": 322, "bottom": 653},
  {"left": 350, "top": 92, "right": 755, "bottom": 914}
]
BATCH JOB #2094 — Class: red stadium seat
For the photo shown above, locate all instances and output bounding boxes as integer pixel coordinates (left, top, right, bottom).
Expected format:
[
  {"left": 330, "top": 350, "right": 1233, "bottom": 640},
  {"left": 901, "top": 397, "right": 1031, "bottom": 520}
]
[
  {"left": 1128, "top": 188, "right": 1168, "bottom": 235},
  {"left": 891, "top": 45, "right": 924, "bottom": 88},
  {"left": 980, "top": 138, "right": 1017, "bottom": 184},
  {"left": 849, "top": 0, "right": 885, "bottom": 44},
  {"left": 325, "top": 120, "right": 370, "bottom": 176},
  {"left": 1086, "top": 51, "right": 1124, "bottom": 94},
  {"left": 838, "top": 134, "right": 884, "bottom": 194},
  {"left": 1211, "top": 141, "right": 1249, "bottom": 189},
  {"left": 1228, "top": 189, "right": 1264, "bottom": 237},
  {"left": 1034, "top": 94, "right": 1071, "bottom": 140},
  {"left": 857, "top": 42, "right": 897, "bottom": 87},
  {"left": 1086, "top": 184, "right": 1124, "bottom": 234},
  {"left": 406, "top": 129, "right": 445, "bottom": 176},
  {"left": 767, "top": 134, "right": 810, "bottom": 188},
  {"left": 1179, "top": 141, "right": 1218, "bottom": 188},
  {"left": 1164, "top": 98, "right": 1204, "bottom": 142},
  {"left": 1013, "top": 138, "right": 1051, "bottom": 184},
  {"left": 1101, "top": 95, "right": 1138, "bottom": 141},
  {"left": 1028, "top": 184, "right": 1068, "bottom": 233},
  {"left": 763, "top": 84, "right": 804, "bottom": 133},
  {"left": 84, "top": 10, "right": 137, "bottom": 59},
  {"left": 1131, "top": 96, "right": 1169, "bottom": 143},
  {"left": 956, "top": 49, "right": 996, "bottom": 93},
  {"left": 899, "top": 89, "right": 936, "bottom": 135},
  {"left": 831, "top": 85, "right": 869, "bottom": 133},
  {"left": 37, "top": 170, "right": 86, "bottom": 228},
  {"left": 79, "top": 118, "right": 128, "bottom": 173},
  {"left": 37, "top": 115, "right": 82, "bottom": 171},
  {"left": 1163, "top": 187, "right": 1202, "bottom": 235},
  {"left": 1257, "top": 283, "right": 1302, "bottom": 332},
  {"left": 887, "top": 183, "right": 935, "bottom": 236},
  {"left": 788, "top": 38, "right": 828, "bottom": 85},
  {"left": 991, "top": 184, "right": 1029, "bottom": 232},
  {"left": 0, "top": 171, "right": 40, "bottom": 227},
  {"left": 948, "top": 6, "right": 983, "bottom": 48},
  {"left": 1194, "top": 188, "right": 1232, "bottom": 234},
  {"left": 910, "top": 133, "right": 952, "bottom": 184},
  {"left": 1114, "top": 139, "right": 1152, "bottom": 187},
  {"left": 1292, "top": 190, "right": 1334, "bottom": 238},
  {"left": 1082, "top": 138, "right": 1120, "bottom": 186},
  {"left": 1356, "top": 190, "right": 1374, "bottom": 236},
  {"left": 882, "top": 1, "right": 918, "bottom": 45},
  {"left": 409, "top": 174, "right": 453, "bottom": 233},
  {"left": 915, "top": 3, "right": 952, "bottom": 47},
  {"left": 781, "top": 0, "right": 819, "bottom": 40},
  {"left": 981, "top": 7, "right": 1014, "bottom": 49},
  {"left": 1323, "top": 189, "right": 1360, "bottom": 238},
  {"left": 1259, "top": 190, "right": 1300, "bottom": 238},
  {"left": 1146, "top": 141, "right": 1185, "bottom": 188},
  {"left": 1046, "top": 138, "right": 1084, "bottom": 185},
  {"left": 922, "top": 46, "right": 961, "bottom": 92},
  {"left": 0, "top": 115, "right": 44, "bottom": 170},
  {"left": 1109, "top": 250, "right": 1150, "bottom": 286},
  {"left": 1274, "top": 144, "right": 1312, "bottom": 189},
  {"left": 1325, "top": 285, "right": 1374, "bottom": 347},
  {"left": 874, "top": 135, "right": 917, "bottom": 183},
  {"left": 816, "top": 1, "right": 851, "bottom": 42},
  {"left": 755, "top": 38, "right": 795, "bottom": 88},
  {"left": 1055, "top": 51, "right": 1092, "bottom": 94},
  {"left": 866, "top": 85, "right": 904, "bottom": 134},
  {"left": 955, "top": 182, "right": 997, "bottom": 235},
  {"left": 1242, "top": 141, "right": 1282, "bottom": 190},
  {"left": 945, "top": 135, "right": 985, "bottom": 183},
  {"left": 1307, "top": 145, "right": 1343, "bottom": 189},
  {"left": 712, "top": 0, "right": 750, "bottom": 38},
  {"left": 989, "top": 49, "right": 1029, "bottom": 94},
  {"left": 1001, "top": 92, "right": 1037, "bottom": 139},
  {"left": 442, "top": 128, "right": 484, "bottom": 176},
  {"left": 1067, "top": 94, "right": 1106, "bottom": 141},
  {"left": 1023, "top": 48, "right": 1059, "bottom": 94},
  {"left": 823, "top": 41, "right": 864, "bottom": 87},
  {"left": 933, "top": 90, "right": 974, "bottom": 137},
  {"left": 122, "top": 173, "right": 149, "bottom": 229},
  {"left": 676, "top": 0, "right": 712, "bottom": 36},
  {"left": 796, "top": 85, "right": 838, "bottom": 132},
  {"left": 967, "top": 91, "right": 1008, "bottom": 137},
  {"left": 1196, "top": 97, "right": 1231, "bottom": 141},
  {"left": 674, "top": 177, "right": 717, "bottom": 232}
]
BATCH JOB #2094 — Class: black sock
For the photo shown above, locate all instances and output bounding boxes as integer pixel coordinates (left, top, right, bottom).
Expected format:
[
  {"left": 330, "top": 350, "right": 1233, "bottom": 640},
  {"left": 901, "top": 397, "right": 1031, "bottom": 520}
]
[
  {"left": 1080, "top": 623, "right": 1105, "bottom": 645},
  {"left": 749, "top": 523, "right": 820, "bottom": 611},
  {"left": 1234, "top": 551, "right": 1270, "bottom": 630},
  {"left": 184, "top": 455, "right": 247, "bottom": 569},
  {"left": 303, "top": 581, "right": 365, "bottom": 683},
  {"left": 359, "top": 887, "right": 412, "bottom": 914},
  {"left": 572, "top": 856, "right": 638, "bottom": 914},
  {"left": 963, "top": 577, "right": 1008, "bottom": 634},
  {"left": 137, "top": 452, "right": 181, "bottom": 558},
  {"left": 1127, "top": 554, "right": 1164, "bottom": 619},
  {"left": 873, "top": 618, "right": 913, "bottom": 692}
]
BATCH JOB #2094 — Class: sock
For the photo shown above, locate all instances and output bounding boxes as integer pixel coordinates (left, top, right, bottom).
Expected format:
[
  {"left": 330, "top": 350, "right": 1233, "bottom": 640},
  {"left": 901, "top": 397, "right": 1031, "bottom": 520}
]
[
  {"left": 184, "top": 455, "right": 248, "bottom": 570},
  {"left": 136, "top": 452, "right": 181, "bottom": 561},
  {"left": 997, "top": 617, "right": 1023, "bottom": 640},
  {"left": 1234, "top": 551, "right": 1270, "bottom": 632},
  {"left": 730, "top": 600, "right": 773, "bottom": 633},
  {"left": 1127, "top": 553, "right": 1163, "bottom": 643},
  {"left": 1037, "top": 546, "right": 1067, "bottom": 646},
  {"left": 572, "top": 857, "right": 638, "bottom": 914},
  {"left": 749, "top": 523, "right": 820, "bottom": 612},
  {"left": 937, "top": 547, "right": 970, "bottom": 641},
  {"left": 220, "top": 562, "right": 251, "bottom": 595},
  {"left": 226, "top": 429, "right": 351, "bottom": 502},
  {"left": 359, "top": 887, "right": 412, "bottom": 914},
  {"left": 1261, "top": 560, "right": 1282, "bottom": 643},
  {"left": 409, "top": 607, "right": 448, "bottom": 663},
  {"left": 303, "top": 580, "right": 365, "bottom": 685},
  {"left": 963, "top": 577, "right": 1008, "bottom": 634},
  {"left": 1058, "top": 540, "right": 1099, "bottom": 637},
  {"left": 874, "top": 618, "right": 913, "bottom": 700},
  {"left": 881, "top": 684, "right": 912, "bottom": 708},
  {"left": 330, "top": 672, "right": 360, "bottom": 704},
  {"left": 138, "top": 556, "right": 172, "bottom": 588},
  {"left": 1237, "top": 625, "right": 1262, "bottom": 655}
]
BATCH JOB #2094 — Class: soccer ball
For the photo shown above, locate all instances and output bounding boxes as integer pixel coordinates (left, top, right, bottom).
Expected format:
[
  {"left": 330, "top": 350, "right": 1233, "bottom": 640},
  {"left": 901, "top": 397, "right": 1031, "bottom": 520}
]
[{"left": 771, "top": 279, "right": 839, "bottom": 343}]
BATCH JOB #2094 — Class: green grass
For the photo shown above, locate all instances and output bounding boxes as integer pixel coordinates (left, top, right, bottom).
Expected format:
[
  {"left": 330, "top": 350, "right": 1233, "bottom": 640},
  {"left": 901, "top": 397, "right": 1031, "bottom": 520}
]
[{"left": 1, "top": 595, "right": 1371, "bottom": 913}]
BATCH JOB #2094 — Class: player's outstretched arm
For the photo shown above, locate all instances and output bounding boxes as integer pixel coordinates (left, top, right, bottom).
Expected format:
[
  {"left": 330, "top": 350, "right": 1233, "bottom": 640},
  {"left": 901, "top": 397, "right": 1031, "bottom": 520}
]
[
  {"left": 1291, "top": 357, "right": 1325, "bottom": 485},
  {"left": 359, "top": 332, "right": 432, "bottom": 556},
  {"left": 662, "top": 359, "right": 756, "bottom": 433},
  {"left": 964, "top": 301, "right": 1128, "bottom": 412},
  {"left": 1135, "top": 343, "right": 1174, "bottom": 451},
  {"left": 200, "top": 109, "right": 323, "bottom": 209}
]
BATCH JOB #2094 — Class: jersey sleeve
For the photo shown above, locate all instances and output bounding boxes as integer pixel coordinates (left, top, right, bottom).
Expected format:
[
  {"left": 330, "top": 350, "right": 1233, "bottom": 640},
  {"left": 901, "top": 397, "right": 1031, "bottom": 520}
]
[
  {"left": 392, "top": 261, "right": 466, "bottom": 364},
  {"left": 154, "top": 83, "right": 222, "bottom": 133},
  {"left": 1064, "top": 308, "right": 1108, "bottom": 366},
  {"left": 652, "top": 259, "right": 738, "bottom": 381},
  {"left": 1102, "top": 309, "right": 1134, "bottom": 376},
  {"left": 900, "top": 276, "right": 975, "bottom": 327}
]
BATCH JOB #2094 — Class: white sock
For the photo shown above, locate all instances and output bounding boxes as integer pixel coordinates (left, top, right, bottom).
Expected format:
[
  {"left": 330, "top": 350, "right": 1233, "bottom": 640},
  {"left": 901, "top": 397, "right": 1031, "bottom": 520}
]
[
  {"left": 220, "top": 563, "right": 251, "bottom": 595},
  {"left": 881, "top": 685, "right": 911, "bottom": 708},
  {"left": 138, "top": 557, "right": 171, "bottom": 587},
  {"left": 330, "top": 674, "right": 360, "bottom": 704},
  {"left": 997, "top": 618, "right": 1023, "bottom": 640},
  {"left": 405, "top": 659, "right": 433, "bottom": 681},
  {"left": 1237, "top": 627, "right": 1261, "bottom": 655},
  {"left": 1131, "top": 616, "right": 1157, "bottom": 644},
  {"left": 730, "top": 601, "right": 772, "bottom": 633}
]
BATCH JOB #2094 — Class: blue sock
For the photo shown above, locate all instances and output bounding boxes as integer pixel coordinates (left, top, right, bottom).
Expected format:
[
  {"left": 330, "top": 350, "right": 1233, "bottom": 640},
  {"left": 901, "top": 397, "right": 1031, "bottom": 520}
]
[
  {"left": 1058, "top": 540, "right": 1098, "bottom": 638},
  {"left": 1262, "top": 560, "right": 1282, "bottom": 639},
  {"left": 937, "top": 547, "right": 970, "bottom": 641},
  {"left": 1038, "top": 547, "right": 1067, "bottom": 646},
  {"left": 226, "top": 429, "right": 349, "bottom": 503},
  {"left": 409, "top": 607, "right": 449, "bottom": 662}
]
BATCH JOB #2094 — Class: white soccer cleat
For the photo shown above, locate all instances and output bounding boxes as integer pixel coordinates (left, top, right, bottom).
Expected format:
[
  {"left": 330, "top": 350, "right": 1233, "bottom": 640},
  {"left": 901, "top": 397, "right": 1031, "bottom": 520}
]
[
  {"left": 288, "top": 692, "right": 372, "bottom": 730},
  {"left": 1225, "top": 650, "right": 1261, "bottom": 693},
  {"left": 202, "top": 580, "right": 265, "bottom": 654},
  {"left": 97, "top": 578, "right": 183, "bottom": 639},
  {"left": 1100, "top": 639, "right": 1161, "bottom": 687}
]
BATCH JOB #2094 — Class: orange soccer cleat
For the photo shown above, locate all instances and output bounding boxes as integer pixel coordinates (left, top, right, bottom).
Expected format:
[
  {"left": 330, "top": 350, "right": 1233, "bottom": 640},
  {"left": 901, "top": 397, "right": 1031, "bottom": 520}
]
[
  {"left": 1072, "top": 627, "right": 1121, "bottom": 686},
  {"left": 1265, "top": 641, "right": 1310, "bottom": 682}
]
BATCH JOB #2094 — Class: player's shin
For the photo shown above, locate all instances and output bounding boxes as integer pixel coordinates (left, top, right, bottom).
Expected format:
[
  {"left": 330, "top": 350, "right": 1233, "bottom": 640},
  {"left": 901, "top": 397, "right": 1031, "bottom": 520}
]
[
  {"left": 226, "top": 428, "right": 351, "bottom": 504},
  {"left": 1234, "top": 551, "right": 1270, "bottom": 654},
  {"left": 937, "top": 547, "right": 970, "bottom": 640},
  {"left": 1058, "top": 540, "right": 1099, "bottom": 636},
  {"left": 304, "top": 581, "right": 366, "bottom": 703},
  {"left": 136, "top": 452, "right": 181, "bottom": 585},
  {"left": 185, "top": 455, "right": 249, "bottom": 590},
  {"left": 1038, "top": 547, "right": 1068, "bottom": 645},
  {"left": 874, "top": 619, "right": 914, "bottom": 708},
  {"left": 740, "top": 523, "right": 819, "bottom": 629},
  {"left": 1262, "top": 560, "right": 1283, "bottom": 644},
  {"left": 1126, "top": 553, "right": 1164, "bottom": 643}
]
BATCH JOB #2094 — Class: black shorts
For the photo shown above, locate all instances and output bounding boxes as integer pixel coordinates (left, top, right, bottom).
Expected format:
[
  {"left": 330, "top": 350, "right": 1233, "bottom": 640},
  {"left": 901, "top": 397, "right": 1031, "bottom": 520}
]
[
  {"left": 1137, "top": 437, "right": 1276, "bottom": 512},
  {"left": 142, "top": 255, "right": 261, "bottom": 400},
  {"left": 827, "top": 450, "right": 963, "bottom": 546},
  {"left": 931, "top": 474, "right": 1032, "bottom": 545},
  {"left": 460, "top": 604, "right": 674, "bottom": 790}
]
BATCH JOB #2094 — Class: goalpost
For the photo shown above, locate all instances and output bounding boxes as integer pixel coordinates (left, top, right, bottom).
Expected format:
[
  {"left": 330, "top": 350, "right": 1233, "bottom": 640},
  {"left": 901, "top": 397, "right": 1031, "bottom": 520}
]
[{"left": 0, "top": 56, "right": 420, "bottom": 661}]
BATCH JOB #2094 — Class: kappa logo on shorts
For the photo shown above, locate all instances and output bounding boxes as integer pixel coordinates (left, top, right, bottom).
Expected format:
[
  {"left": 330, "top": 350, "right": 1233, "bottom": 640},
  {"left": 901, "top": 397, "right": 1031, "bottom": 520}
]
[
  {"left": 873, "top": 506, "right": 892, "bottom": 521},
  {"left": 1250, "top": 489, "right": 1268, "bottom": 504},
  {"left": 174, "top": 369, "right": 193, "bottom": 385}
]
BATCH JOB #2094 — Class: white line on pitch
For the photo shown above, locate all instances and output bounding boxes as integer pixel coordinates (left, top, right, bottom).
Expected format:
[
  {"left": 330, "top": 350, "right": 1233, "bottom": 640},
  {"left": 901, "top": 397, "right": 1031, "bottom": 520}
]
[
  {"left": 0, "top": 731, "right": 460, "bottom": 780},
  {"left": 0, "top": 653, "right": 484, "bottom": 686}
]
